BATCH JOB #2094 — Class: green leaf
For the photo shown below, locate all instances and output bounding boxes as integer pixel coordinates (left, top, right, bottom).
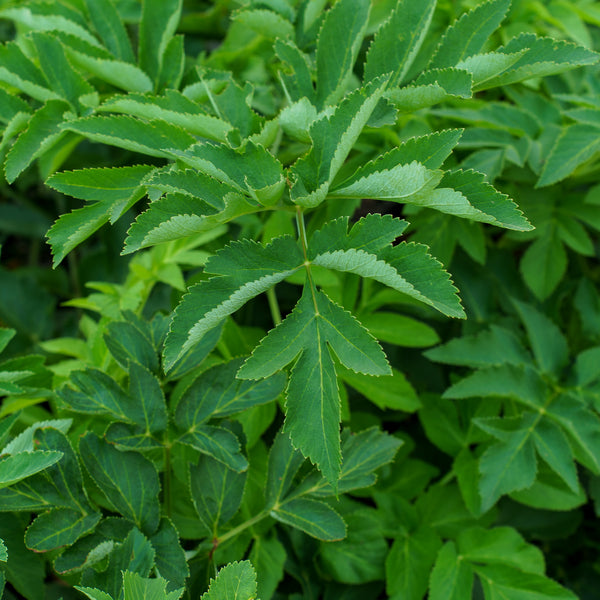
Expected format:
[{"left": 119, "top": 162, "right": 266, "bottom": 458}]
[
  {"left": 81, "top": 527, "right": 155, "bottom": 599},
  {"left": 61, "top": 115, "right": 195, "bottom": 158},
  {"left": 0, "top": 5, "right": 97, "bottom": 46},
  {"left": 458, "top": 527, "right": 544, "bottom": 574},
  {"left": 428, "top": 542, "right": 474, "bottom": 600},
  {"left": 239, "top": 288, "right": 390, "bottom": 484},
  {"left": 478, "top": 34, "right": 599, "bottom": 91},
  {"left": 0, "top": 451, "right": 63, "bottom": 488},
  {"left": 425, "top": 325, "right": 530, "bottom": 368},
  {"left": 31, "top": 32, "right": 93, "bottom": 110},
  {"left": 520, "top": 228, "right": 567, "bottom": 301},
  {"left": 320, "top": 509, "right": 387, "bottom": 584},
  {"left": 164, "top": 236, "right": 303, "bottom": 369},
  {"left": 299, "top": 427, "right": 403, "bottom": 497},
  {"left": 547, "top": 393, "right": 600, "bottom": 475},
  {"left": 138, "top": 0, "right": 182, "bottom": 85},
  {"left": 149, "top": 519, "right": 189, "bottom": 592},
  {"left": 5, "top": 100, "right": 72, "bottom": 183},
  {"left": 290, "top": 77, "right": 389, "bottom": 207},
  {"left": 386, "top": 526, "right": 442, "bottom": 600},
  {"left": 84, "top": 0, "right": 134, "bottom": 61},
  {"left": 512, "top": 300, "right": 569, "bottom": 376},
  {"left": 265, "top": 430, "right": 305, "bottom": 507},
  {"left": 386, "top": 68, "right": 473, "bottom": 113},
  {"left": 0, "top": 89, "right": 31, "bottom": 125},
  {"left": 178, "top": 426, "right": 248, "bottom": 472},
  {"left": 103, "top": 320, "right": 159, "bottom": 372},
  {"left": 430, "top": 0, "right": 511, "bottom": 69},
  {"left": 65, "top": 45, "right": 153, "bottom": 93},
  {"left": 0, "top": 427, "right": 91, "bottom": 512},
  {"left": 189, "top": 455, "right": 247, "bottom": 535},
  {"left": 338, "top": 367, "right": 420, "bottom": 412},
  {"left": 46, "top": 165, "right": 152, "bottom": 266},
  {"left": 250, "top": 533, "right": 286, "bottom": 600},
  {"left": 0, "top": 41, "right": 55, "bottom": 102},
  {"left": 169, "top": 141, "right": 284, "bottom": 206},
  {"left": 202, "top": 561, "right": 257, "bottom": 600},
  {"left": 121, "top": 571, "right": 184, "bottom": 600},
  {"left": 275, "top": 39, "right": 314, "bottom": 103},
  {"left": 364, "top": 0, "right": 436, "bottom": 87},
  {"left": 79, "top": 432, "right": 160, "bottom": 535},
  {"left": 231, "top": 8, "right": 294, "bottom": 40},
  {"left": 315, "top": 0, "right": 370, "bottom": 107},
  {"left": 25, "top": 509, "right": 101, "bottom": 552},
  {"left": 0, "top": 538, "right": 6, "bottom": 561},
  {"left": 478, "top": 415, "right": 538, "bottom": 511},
  {"left": 475, "top": 564, "right": 577, "bottom": 600},
  {"left": 175, "top": 358, "right": 284, "bottom": 427},
  {"left": 98, "top": 91, "right": 231, "bottom": 142},
  {"left": 538, "top": 123, "right": 600, "bottom": 187},
  {"left": 272, "top": 497, "right": 346, "bottom": 541},
  {"left": 126, "top": 361, "right": 168, "bottom": 435}
]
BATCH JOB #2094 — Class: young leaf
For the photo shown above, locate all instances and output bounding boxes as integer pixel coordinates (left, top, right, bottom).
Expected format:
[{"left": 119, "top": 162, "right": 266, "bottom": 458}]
[
  {"left": 84, "top": 0, "right": 134, "bottom": 62},
  {"left": 290, "top": 77, "right": 389, "bottom": 207},
  {"left": 79, "top": 433, "right": 160, "bottom": 535},
  {"left": 364, "top": 0, "right": 436, "bottom": 87},
  {"left": 163, "top": 236, "right": 304, "bottom": 369},
  {"left": 271, "top": 497, "right": 346, "bottom": 541},
  {"left": 315, "top": 0, "right": 370, "bottom": 107},
  {"left": 201, "top": 561, "right": 257, "bottom": 600},
  {"left": 430, "top": 0, "right": 511, "bottom": 69},
  {"left": 138, "top": 0, "right": 182, "bottom": 85},
  {"left": 121, "top": 570, "right": 184, "bottom": 600},
  {"left": 239, "top": 287, "right": 390, "bottom": 485}
]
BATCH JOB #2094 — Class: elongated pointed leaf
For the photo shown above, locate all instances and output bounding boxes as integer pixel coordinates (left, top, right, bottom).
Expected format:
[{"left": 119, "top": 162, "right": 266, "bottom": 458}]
[
  {"left": 164, "top": 236, "right": 303, "bottom": 369},
  {"left": 62, "top": 115, "right": 195, "bottom": 158},
  {"left": 271, "top": 497, "right": 346, "bottom": 541},
  {"left": 265, "top": 431, "right": 305, "bottom": 507},
  {"left": 84, "top": 0, "right": 134, "bottom": 62},
  {"left": 315, "top": 0, "right": 370, "bottom": 107},
  {"left": 138, "top": 0, "right": 182, "bottom": 85},
  {"left": 99, "top": 91, "right": 231, "bottom": 142},
  {"left": 364, "top": 0, "right": 436, "bottom": 87},
  {"left": 5, "top": 100, "right": 71, "bottom": 183},
  {"left": 430, "top": 0, "right": 511, "bottom": 69},
  {"left": 79, "top": 433, "right": 160, "bottom": 535},
  {"left": 0, "top": 41, "right": 55, "bottom": 102},
  {"left": 275, "top": 39, "right": 314, "bottom": 102},
  {"left": 25, "top": 509, "right": 101, "bottom": 552}
]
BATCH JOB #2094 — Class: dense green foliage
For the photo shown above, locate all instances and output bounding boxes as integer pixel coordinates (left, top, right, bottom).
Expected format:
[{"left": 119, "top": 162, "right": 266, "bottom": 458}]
[{"left": 1, "top": 0, "right": 600, "bottom": 598}]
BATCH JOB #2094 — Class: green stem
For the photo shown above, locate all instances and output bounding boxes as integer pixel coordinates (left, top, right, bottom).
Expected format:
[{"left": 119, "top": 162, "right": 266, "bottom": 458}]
[
  {"left": 267, "top": 287, "right": 282, "bottom": 326},
  {"left": 295, "top": 207, "right": 319, "bottom": 313},
  {"left": 215, "top": 510, "right": 270, "bottom": 546}
]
